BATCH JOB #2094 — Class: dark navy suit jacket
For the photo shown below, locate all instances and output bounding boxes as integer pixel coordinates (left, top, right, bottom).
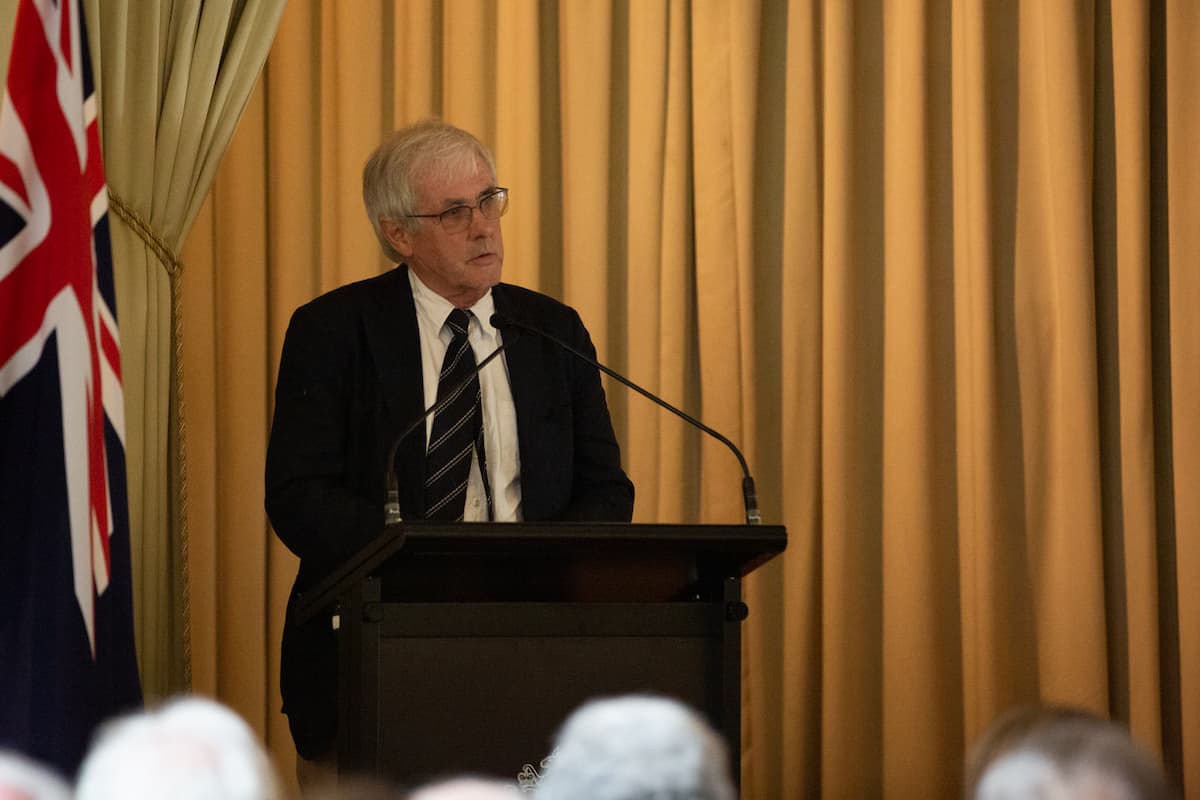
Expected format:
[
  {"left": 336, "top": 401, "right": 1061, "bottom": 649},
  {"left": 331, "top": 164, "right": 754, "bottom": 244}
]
[{"left": 265, "top": 266, "right": 634, "bottom": 757}]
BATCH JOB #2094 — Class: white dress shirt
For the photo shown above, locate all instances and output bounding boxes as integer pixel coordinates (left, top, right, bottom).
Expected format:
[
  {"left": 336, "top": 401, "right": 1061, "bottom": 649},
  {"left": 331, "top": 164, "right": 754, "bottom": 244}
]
[{"left": 408, "top": 270, "right": 523, "bottom": 521}]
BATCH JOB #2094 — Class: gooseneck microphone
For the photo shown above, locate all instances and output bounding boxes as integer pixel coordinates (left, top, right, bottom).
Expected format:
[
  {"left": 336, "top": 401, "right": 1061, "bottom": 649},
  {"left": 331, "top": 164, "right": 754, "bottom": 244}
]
[
  {"left": 383, "top": 332, "right": 518, "bottom": 525},
  {"left": 490, "top": 312, "right": 762, "bottom": 525}
]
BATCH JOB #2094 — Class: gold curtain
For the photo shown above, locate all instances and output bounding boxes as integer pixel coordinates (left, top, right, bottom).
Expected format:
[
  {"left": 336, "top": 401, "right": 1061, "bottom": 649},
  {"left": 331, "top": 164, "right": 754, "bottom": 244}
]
[
  {"left": 181, "top": 1, "right": 1200, "bottom": 796},
  {"left": 77, "top": 0, "right": 287, "bottom": 701}
]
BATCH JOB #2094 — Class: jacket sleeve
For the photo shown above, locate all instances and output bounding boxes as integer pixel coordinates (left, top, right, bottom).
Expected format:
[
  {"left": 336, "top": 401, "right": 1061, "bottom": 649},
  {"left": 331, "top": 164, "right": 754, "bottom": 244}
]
[{"left": 265, "top": 303, "right": 383, "bottom": 570}]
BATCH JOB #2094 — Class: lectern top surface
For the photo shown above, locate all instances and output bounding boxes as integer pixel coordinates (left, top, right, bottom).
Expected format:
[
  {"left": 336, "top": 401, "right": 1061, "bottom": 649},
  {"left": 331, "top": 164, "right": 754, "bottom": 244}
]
[{"left": 293, "top": 522, "right": 786, "bottom": 623}]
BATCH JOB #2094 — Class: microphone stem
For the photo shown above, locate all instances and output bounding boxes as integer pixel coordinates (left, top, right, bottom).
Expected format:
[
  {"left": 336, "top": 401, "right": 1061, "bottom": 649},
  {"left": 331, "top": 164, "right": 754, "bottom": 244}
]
[{"left": 592, "top": 360, "right": 751, "bottom": 477}]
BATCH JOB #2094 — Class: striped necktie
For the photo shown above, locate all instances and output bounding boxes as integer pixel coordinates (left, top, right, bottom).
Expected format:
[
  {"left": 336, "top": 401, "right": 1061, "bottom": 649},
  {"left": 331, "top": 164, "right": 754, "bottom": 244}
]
[{"left": 424, "top": 308, "right": 482, "bottom": 520}]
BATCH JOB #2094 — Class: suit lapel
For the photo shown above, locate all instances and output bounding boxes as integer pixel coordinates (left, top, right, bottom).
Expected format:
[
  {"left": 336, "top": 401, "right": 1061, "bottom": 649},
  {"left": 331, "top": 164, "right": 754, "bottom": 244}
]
[
  {"left": 492, "top": 285, "right": 540, "bottom": 439},
  {"left": 493, "top": 285, "right": 562, "bottom": 518}
]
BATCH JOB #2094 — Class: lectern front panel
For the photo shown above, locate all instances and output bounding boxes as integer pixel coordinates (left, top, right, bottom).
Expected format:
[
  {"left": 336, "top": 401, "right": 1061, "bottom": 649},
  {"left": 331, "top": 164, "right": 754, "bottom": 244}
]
[{"left": 363, "top": 601, "right": 726, "bottom": 786}]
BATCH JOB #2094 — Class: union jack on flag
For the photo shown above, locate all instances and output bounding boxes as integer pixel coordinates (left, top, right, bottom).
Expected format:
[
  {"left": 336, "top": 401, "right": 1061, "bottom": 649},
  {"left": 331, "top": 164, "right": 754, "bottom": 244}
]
[{"left": 0, "top": 0, "right": 141, "bottom": 777}]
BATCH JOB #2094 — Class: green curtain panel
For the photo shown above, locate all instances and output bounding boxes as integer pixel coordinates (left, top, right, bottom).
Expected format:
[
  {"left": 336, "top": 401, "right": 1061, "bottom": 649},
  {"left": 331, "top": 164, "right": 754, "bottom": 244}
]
[{"left": 81, "top": 0, "right": 286, "bottom": 701}]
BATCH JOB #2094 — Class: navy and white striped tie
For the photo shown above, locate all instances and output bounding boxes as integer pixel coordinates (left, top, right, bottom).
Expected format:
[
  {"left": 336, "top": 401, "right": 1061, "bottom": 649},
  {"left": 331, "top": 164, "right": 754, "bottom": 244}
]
[{"left": 424, "top": 308, "right": 482, "bottom": 520}]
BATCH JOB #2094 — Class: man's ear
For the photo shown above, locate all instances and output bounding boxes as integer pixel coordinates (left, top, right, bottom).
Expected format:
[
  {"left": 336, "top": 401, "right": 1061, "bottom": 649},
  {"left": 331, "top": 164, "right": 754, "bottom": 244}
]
[{"left": 380, "top": 218, "right": 413, "bottom": 258}]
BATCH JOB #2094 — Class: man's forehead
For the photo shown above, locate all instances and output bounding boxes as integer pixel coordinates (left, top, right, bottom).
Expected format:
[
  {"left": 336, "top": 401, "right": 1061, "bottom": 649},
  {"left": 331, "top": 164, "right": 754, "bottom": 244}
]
[{"left": 414, "top": 157, "right": 496, "bottom": 204}]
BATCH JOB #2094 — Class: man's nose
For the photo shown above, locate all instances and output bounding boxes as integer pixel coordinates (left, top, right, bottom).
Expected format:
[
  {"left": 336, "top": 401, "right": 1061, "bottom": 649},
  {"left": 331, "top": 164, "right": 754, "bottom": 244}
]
[{"left": 469, "top": 207, "right": 499, "bottom": 236}]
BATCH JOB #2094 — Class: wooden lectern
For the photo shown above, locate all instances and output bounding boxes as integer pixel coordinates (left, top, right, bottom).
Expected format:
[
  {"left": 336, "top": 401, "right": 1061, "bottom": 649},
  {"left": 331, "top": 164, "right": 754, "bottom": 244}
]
[{"left": 295, "top": 521, "right": 786, "bottom": 788}]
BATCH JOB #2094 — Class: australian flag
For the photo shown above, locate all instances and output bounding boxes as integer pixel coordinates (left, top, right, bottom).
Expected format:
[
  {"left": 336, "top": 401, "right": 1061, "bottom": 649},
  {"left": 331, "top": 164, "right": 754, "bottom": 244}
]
[{"left": 0, "top": 0, "right": 142, "bottom": 778}]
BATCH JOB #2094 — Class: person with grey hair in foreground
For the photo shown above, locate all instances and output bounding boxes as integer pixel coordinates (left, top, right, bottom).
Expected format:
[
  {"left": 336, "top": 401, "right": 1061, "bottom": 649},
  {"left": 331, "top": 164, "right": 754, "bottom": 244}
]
[
  {"left": 74, "top": 696, "right": 281, "bottom": 800},
  {"left": 533, "top": 695, "right": 736, "bottom": 800},
  {"left": 407, "top": 776, "right": 523, "bottom": 800},
  {"left": 968, "top": 705, "right": 1171, "bottom": 800}
]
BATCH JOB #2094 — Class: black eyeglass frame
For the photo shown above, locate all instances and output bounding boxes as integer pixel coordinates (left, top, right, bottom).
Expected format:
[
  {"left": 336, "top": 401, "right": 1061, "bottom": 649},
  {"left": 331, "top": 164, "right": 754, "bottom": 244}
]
[{"left": 404, "top": 187, "right": 509, "bottom": 233}]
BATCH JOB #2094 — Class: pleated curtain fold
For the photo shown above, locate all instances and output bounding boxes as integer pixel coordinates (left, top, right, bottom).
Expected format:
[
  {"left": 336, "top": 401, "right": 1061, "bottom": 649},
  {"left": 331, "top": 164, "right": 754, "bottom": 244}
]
[{"left": 147, "top": 1, "right": 1200, "bottom": 796}]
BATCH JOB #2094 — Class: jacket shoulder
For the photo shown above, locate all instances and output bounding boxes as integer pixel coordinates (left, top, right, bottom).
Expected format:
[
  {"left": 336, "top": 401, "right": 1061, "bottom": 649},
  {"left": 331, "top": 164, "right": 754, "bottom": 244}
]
[
  {"left": 293, "top": 268, "right": 405, "bottom": 320},
  {"left": 494, "top": 282, "right": 583, "bottom": 329},
  {"left": 282, "top": 270, "right": 410, "bottom": 345}
]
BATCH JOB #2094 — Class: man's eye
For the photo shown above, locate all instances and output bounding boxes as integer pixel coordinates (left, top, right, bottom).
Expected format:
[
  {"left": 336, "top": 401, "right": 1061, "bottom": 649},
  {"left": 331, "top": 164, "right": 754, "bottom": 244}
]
[{"left": 442, "top": 206, "right": 471, "bottom": 222}]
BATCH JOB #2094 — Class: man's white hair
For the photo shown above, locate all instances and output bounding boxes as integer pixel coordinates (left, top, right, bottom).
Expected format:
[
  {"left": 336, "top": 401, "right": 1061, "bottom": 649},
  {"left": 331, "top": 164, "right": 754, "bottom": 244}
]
[
  {"left": 533, "top": 695, "right": 736, "bottom": 800},
  {"left": 75, "top": 696, "right": 281, "bottom": 800}
]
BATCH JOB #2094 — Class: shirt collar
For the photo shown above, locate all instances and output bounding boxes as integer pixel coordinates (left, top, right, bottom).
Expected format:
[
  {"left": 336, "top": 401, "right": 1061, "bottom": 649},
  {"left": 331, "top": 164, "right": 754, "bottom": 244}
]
[{"left": 407, "top": 267, "right": 497, "bottom": 339}]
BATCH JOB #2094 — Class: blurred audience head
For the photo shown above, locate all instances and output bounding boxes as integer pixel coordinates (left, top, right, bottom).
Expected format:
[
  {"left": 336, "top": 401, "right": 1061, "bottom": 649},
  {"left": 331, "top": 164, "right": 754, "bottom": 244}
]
[
  {"left": 407, "top": 776, "right": 522, "bottom": 800},
  {"left": 966, "top": 704, "right": 1170, "bottom": 800},
  {"left": 75, "top": 695, "right": 281, "bottom": 800},
  {"left": 0, "top": 750, "right": 71, "bottom": 800},
  {"left": 533, "top": 694, "right": 735, "bottom": 800}
]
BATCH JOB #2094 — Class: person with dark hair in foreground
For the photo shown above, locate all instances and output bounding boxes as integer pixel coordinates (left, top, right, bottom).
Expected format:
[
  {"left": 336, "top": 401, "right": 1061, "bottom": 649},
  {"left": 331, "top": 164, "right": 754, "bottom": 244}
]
[
  {"left": 966, "top": 704, "right": 1171, "bottom": 800},
  {"left": 533, "top": 695, "right": 736, "bottom": 800}
]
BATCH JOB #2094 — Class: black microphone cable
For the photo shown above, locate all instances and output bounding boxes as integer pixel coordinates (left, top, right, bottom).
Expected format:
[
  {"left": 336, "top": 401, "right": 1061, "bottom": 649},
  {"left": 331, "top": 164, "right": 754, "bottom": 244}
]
[{"left": 491, "top": 312, "right": 761, "bottom": 525}]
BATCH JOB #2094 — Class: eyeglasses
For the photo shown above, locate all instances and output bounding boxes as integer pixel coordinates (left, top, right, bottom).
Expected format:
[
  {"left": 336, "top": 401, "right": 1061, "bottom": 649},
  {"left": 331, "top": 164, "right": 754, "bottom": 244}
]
[{"left": 405, "top": 188, "right": 509, "bottom": 234}]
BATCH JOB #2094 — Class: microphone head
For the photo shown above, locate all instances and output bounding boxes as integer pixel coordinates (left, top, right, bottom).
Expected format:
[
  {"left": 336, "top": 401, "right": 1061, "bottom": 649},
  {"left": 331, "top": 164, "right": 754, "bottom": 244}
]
[
  {"left": 490, "top": 312, "right": 517, "bottom": 330},
  {"left": 489, "top": 312, "right": 524, "bottom": 342}
]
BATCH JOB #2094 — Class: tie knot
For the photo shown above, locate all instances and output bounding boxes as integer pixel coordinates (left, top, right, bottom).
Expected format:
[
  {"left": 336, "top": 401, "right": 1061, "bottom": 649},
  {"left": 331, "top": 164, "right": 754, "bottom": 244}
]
[{"left": 445, "top": 308, "right": 472, "bottom": 337}]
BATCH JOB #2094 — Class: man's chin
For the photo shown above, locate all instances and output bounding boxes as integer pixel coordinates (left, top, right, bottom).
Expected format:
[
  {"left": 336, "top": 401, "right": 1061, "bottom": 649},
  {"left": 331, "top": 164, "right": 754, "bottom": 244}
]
[{"left": 467, "top": 258, "right": 503, "bottom": 290}]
